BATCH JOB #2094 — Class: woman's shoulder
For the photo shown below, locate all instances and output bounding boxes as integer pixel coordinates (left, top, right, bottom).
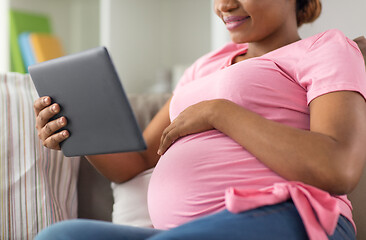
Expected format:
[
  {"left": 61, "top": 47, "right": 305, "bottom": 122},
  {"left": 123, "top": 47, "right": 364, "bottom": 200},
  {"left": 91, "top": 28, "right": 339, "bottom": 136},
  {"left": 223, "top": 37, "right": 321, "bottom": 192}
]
[
  {"left": 311, "top": 28, "right": 346, "bottom": 39},
  {"left": 303, "top": 29, "right": 360, "bottom": 53}
]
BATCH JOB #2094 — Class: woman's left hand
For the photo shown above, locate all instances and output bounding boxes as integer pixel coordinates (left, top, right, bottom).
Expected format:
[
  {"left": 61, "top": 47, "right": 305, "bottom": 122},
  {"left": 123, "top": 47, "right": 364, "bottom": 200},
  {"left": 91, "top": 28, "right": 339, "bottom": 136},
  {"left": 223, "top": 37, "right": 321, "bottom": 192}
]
[{"left": 158, "top": 100, "right": 217, "bottom": 155}]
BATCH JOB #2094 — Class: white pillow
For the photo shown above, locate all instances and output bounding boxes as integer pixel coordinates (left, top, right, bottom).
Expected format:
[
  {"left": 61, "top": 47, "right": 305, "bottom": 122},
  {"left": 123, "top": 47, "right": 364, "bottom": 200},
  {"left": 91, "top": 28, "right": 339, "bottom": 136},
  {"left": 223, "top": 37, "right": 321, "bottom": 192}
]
[
  {"left": 0, "top": 73, "right": 80, "bottom": 239},
  {"left": 111, "top": 168, "right": 153, "bottom": 228}
]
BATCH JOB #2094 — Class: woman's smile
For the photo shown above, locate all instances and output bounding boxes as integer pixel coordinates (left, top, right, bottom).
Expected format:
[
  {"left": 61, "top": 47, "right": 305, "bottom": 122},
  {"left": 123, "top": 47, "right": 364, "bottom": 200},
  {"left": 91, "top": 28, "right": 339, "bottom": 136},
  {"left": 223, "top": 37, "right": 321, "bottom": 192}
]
[{"left": 223, "top": 15, "right": 250, "bottom": 30}]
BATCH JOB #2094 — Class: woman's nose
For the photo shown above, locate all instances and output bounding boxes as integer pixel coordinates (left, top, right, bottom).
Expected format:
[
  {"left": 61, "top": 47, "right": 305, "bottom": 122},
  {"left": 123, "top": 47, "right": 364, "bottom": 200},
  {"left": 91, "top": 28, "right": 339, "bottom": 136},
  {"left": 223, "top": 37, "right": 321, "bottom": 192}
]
[{"left": 215, "top": 0, "right": 239, "bottom": 13}]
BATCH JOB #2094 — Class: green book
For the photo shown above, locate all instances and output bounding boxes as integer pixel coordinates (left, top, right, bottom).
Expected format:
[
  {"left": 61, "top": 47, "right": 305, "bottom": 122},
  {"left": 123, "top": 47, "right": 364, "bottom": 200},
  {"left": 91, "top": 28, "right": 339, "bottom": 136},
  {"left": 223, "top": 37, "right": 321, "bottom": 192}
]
[{"left": 10, "top": 9, "right": 52, "bottom": 73}]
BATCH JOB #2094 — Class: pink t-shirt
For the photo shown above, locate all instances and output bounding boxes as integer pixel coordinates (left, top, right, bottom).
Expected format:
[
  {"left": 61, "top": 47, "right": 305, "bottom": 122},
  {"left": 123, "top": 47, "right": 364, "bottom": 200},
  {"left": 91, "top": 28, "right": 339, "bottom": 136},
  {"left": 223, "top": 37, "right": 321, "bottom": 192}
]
[{"left": 148, "top": 29, "right": 366, "bottom": 237}]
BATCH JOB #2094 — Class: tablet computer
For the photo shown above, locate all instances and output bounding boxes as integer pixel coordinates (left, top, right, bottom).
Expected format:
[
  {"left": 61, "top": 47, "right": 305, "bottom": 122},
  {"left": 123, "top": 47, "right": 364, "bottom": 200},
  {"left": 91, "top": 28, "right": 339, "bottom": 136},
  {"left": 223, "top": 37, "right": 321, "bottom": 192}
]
[{"left": 29, "top": 47, "right": 147, "bottom": 157}]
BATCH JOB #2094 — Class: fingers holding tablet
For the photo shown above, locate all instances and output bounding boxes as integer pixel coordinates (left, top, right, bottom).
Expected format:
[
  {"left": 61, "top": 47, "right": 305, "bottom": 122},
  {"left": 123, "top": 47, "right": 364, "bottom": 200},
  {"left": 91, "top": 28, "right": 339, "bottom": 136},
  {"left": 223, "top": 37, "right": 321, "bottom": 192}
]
[
  {"left": 34, "top": 96, "right": 69, "bottom": 150},
  {"left": 42, "top": 129, "right": 69, "bottom": 150}
]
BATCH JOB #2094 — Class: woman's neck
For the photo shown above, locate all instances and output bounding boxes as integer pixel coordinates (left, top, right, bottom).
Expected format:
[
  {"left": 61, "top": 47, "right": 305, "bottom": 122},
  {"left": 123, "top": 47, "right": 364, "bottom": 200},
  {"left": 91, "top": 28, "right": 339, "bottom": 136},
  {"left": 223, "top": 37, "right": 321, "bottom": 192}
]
[
  {"left": 246, "top": 30, "right": 301, "bottom": 59},
  {"left": 232, "top": 32, "right": 301, "bottom": 65}
]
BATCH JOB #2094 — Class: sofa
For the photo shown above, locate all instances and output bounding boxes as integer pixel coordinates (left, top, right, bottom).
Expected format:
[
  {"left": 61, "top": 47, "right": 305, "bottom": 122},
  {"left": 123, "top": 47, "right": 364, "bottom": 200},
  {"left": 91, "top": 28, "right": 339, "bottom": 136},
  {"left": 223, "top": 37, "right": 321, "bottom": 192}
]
[{"left": 1, "top": 72, "right": 365, "bottom": 239}]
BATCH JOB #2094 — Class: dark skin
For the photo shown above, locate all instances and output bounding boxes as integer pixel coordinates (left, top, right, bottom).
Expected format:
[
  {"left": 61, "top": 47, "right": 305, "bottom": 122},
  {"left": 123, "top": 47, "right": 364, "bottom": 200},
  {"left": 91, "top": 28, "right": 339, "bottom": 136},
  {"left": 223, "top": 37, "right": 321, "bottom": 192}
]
[
  {"left": 354, "top": 36, "right": 366, "bottom": 60},
  {"left": 34, "top": 0, "right": 366, "bottom": 195}
]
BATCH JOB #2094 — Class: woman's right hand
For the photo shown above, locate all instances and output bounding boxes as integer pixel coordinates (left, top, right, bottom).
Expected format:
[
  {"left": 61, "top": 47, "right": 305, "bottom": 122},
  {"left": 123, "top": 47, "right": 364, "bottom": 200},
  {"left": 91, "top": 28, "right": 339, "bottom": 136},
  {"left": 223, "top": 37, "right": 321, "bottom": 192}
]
[{"left": 34, "top": 96, "right": 69, "bottom": 150}]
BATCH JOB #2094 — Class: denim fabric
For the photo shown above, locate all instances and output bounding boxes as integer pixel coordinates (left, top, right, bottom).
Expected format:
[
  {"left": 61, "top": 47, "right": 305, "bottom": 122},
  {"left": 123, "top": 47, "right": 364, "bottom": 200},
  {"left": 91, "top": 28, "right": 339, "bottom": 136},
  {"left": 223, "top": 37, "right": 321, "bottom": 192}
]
[
  {"left": 148, "top": 201, "right": 355, "bottom": 240},
  {"left": 329, "top": 214, "right": 356, "bottom": 240},
  {"left": 35, "top": 201, "right": 355, "bottom": 240},
  {"left": 35, "top": 219, "right": 162, "bottom": 240}
]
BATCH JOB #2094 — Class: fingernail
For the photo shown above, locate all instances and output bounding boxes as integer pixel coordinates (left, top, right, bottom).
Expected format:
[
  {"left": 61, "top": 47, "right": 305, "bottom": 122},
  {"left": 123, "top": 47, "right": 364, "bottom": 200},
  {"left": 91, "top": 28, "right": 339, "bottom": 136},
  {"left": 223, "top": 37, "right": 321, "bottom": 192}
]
[
  {"left": 59, "top": 118, "right": 64, "bottom": 125},
  {"left": 52, "top": 105, "right": 57, "bottom": 112},
  {"left": 157, "top": 149, "right": 162, "bottom": 155},
  {"left": 62, "top": 131, "right": 68, "bottom": 137},
  {"left": 43, "top": 97, "right": 48, "bottom": 104}
]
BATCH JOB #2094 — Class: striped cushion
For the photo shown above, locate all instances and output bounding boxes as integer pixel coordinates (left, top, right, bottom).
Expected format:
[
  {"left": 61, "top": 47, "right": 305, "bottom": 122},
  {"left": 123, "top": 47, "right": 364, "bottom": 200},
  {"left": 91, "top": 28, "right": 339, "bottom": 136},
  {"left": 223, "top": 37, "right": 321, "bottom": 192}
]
[{"left": 0, "top": 72, "right": 80, "bottom": 239}]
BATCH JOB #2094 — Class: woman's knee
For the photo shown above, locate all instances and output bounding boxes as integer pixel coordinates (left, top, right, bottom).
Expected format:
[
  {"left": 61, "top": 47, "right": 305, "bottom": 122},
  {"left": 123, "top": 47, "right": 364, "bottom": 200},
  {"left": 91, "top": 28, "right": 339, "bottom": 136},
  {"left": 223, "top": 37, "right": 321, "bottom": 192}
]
[
  {"left": 35, "top": 219, "right": 91, "bottom": 240},
  {"left": 36, "top": 219, "right": 163, "bottom": 240}
]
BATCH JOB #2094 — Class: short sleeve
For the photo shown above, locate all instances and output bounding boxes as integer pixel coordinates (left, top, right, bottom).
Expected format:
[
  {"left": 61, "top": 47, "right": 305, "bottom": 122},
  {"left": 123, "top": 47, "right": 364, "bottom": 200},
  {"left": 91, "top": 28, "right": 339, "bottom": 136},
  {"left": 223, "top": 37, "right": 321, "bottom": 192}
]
[{"left": 296, "top": 29, "right": 366, "bottom": 104}]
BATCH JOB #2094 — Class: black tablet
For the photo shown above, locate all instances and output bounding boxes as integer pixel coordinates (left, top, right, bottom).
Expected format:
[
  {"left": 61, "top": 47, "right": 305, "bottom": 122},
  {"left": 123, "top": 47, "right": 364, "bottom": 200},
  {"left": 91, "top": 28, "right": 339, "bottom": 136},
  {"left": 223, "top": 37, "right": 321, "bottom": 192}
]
[{"left": 29, "top": 47, "right": 146, "bottom": 157}]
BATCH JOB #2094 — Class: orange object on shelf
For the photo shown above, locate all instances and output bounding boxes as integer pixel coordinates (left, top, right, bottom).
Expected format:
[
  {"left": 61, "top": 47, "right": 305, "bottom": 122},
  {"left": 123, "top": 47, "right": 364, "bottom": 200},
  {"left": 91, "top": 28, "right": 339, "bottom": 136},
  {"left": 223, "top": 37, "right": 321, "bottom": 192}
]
[{"left": 30, "top": 33, "right": 64, "bottom": 62}]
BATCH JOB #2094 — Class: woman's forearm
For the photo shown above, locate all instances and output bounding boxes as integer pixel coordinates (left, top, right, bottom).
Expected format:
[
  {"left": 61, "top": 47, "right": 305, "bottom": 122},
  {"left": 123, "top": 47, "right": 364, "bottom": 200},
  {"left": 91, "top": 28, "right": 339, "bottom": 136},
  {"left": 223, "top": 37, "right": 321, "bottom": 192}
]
[
  {"left": 86, "top": 97, "right": 172, "bottom": 183},
  {"left": 210, "top": 103, "right": 339, "bottom": 191},
  {"left": 85, "top": 152, "right": 151, "bottom": 183},
  {"left": 208, "top": 97, "right": 366, "bottom": 195}
]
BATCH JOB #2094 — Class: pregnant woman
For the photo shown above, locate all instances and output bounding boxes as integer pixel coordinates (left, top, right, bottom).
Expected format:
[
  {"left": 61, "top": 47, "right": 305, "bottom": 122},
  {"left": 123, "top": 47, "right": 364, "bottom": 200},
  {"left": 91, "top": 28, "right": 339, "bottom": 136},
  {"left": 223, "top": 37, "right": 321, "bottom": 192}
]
[{"left": 35, "top": 0, "right": 366, "bottom": 239}]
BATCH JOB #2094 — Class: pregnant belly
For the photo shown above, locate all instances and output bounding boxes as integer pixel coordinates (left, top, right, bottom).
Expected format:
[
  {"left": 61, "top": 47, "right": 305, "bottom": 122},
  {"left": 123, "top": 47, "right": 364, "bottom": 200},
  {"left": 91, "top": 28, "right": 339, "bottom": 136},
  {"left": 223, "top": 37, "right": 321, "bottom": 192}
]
[{"left": 147, "top": 130, "right": 285, "bottom": 229}]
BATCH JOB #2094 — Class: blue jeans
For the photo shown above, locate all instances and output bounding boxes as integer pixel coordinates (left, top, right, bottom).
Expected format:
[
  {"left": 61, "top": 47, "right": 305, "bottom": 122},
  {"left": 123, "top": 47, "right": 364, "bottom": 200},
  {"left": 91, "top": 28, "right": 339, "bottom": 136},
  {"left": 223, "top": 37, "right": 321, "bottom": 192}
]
[{"left": 35, "top": 201, "right": 355, "bottom": 240}]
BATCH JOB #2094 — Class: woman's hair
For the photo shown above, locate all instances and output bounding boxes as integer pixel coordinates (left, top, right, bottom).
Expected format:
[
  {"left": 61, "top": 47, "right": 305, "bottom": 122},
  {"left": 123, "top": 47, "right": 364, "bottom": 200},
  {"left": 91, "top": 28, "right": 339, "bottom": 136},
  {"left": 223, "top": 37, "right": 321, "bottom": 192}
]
[{"left": 296, "top": 0, "right": 322, "bottom": 27}]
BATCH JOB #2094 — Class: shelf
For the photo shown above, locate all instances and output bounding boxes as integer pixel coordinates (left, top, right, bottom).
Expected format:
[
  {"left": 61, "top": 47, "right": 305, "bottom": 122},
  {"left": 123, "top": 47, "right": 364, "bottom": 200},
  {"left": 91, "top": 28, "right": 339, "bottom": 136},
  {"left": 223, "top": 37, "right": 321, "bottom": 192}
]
[{"left": 1, "top": 0, "right": 230, "bottom": 93}]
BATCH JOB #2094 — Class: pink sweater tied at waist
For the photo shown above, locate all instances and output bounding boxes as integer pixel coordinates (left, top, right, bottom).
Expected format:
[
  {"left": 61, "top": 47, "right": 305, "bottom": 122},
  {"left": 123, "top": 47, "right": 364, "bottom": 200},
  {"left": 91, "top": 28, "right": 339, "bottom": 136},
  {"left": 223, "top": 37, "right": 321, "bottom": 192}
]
[{"left": 225, "top": 182, "right": 340, "bottom": 240}]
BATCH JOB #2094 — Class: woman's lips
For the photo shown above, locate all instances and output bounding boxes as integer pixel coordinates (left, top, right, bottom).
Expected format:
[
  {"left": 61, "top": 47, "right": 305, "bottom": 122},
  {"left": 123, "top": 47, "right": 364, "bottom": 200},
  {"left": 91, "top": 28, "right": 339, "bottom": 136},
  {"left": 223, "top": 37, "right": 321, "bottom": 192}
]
[{"left": 224, "top": 16, "right": 250, "bottom": 30}]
